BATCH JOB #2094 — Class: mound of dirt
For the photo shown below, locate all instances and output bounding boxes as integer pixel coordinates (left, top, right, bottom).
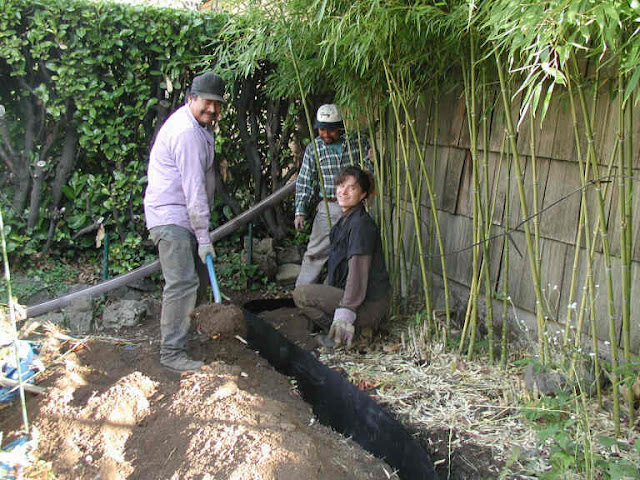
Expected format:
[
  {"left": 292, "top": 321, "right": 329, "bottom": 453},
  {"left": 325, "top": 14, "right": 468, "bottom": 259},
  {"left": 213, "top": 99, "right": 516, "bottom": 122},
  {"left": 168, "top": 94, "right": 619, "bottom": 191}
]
[
  {"left": 5, "top": 303, "right": 398, "bottom": 480},
  {"left": 191, "top": 303, "right": 245, "bottom": 337}
]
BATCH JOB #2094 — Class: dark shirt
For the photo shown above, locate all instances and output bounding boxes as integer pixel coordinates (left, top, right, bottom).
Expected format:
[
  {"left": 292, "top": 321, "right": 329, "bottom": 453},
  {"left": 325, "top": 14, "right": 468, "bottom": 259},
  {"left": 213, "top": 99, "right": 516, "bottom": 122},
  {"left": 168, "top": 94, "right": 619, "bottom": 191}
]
[{"left": 326, "top": 204, "right": 390, "bottom": 303}]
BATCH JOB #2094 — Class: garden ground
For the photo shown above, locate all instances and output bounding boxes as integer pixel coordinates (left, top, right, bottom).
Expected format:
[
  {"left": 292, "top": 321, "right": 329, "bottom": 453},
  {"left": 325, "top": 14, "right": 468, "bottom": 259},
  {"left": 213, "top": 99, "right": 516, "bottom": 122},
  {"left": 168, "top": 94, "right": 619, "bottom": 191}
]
[{"left": 0, "top": 285, "right": 637, "bottom": 479}]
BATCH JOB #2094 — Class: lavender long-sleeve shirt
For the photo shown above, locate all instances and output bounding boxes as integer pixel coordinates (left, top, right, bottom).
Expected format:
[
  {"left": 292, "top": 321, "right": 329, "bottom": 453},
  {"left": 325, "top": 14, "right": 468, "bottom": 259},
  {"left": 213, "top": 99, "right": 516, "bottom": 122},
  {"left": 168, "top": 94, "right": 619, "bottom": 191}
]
[{"left": 144, "top": 104, "right": 216, "bottom": 245}]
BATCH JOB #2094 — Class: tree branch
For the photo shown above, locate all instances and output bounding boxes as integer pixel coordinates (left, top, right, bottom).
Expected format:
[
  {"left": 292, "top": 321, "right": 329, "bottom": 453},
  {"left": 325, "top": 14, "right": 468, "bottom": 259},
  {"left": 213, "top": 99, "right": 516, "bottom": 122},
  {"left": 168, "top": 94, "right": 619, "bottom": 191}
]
[{"left": 28, "top": 123, "right": 61, "bottom": 229}]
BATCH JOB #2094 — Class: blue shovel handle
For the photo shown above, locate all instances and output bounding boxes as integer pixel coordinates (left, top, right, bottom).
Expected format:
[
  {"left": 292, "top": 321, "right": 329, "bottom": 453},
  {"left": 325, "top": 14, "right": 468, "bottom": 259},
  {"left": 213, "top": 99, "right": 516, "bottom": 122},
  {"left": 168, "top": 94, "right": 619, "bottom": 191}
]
[{"left": 205, "top": 253, "right": 222, "bottom": 304}]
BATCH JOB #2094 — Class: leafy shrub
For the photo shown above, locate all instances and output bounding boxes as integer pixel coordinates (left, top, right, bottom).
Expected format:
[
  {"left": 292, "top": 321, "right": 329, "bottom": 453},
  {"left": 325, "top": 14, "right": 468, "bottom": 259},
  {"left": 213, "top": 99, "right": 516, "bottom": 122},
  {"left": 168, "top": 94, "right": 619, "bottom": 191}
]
[{"left": 0, "top": 0, "right": 229, "bottom": 268}]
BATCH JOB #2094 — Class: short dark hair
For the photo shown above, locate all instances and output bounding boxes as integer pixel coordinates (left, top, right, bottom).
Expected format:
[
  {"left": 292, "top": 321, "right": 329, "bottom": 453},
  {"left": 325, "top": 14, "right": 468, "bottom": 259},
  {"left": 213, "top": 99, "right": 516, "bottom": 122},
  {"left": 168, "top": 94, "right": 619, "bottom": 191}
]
[{"left": 336, "top": 166, "right": 375, "bottom": 198}]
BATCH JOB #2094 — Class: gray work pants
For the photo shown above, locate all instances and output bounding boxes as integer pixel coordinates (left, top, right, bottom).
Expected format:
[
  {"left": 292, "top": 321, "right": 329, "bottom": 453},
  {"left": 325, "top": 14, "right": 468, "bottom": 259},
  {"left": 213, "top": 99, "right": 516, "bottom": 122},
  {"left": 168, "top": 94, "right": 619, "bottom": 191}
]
[
  {"left": 295, "top": 201, "right": 343, "bottom": 286},
  {"left": 149, "top": 225, "right": 208, "bottom": 361},
  {"left": 293, "top": 284, "right": 389, "bottom": 333}
]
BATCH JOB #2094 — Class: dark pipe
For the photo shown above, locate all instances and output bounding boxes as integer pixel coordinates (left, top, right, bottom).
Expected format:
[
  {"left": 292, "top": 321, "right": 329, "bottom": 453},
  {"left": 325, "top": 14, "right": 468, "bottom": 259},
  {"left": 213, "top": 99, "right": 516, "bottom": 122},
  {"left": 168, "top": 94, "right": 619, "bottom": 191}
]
[{"left": 26, "top": 180, "right": 296, "bottom": 318}]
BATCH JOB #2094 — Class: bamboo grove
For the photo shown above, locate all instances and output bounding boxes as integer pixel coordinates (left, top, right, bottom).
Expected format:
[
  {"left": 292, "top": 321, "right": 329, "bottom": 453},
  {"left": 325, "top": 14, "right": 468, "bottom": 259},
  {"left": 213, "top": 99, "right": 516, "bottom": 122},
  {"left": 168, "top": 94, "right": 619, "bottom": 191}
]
[{"left": 210, "top": 0, "right": 640, "bottom": 435}]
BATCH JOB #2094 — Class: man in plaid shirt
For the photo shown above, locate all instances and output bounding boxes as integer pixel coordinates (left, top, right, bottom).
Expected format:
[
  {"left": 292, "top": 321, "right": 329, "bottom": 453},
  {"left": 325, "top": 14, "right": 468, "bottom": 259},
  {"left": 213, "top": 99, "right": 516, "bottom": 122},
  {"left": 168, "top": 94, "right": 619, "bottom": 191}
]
[{"left": 294, "top": 104, "right": 373, "bottom": 286}]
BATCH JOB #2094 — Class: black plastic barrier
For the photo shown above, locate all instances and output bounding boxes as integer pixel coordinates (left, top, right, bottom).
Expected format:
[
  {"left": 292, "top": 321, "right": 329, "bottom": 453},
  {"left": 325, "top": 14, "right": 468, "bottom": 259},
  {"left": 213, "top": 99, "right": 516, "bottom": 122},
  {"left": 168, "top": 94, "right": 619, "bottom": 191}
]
[{"left": 243, "top": 298, "right": 438, "bottom": 480}]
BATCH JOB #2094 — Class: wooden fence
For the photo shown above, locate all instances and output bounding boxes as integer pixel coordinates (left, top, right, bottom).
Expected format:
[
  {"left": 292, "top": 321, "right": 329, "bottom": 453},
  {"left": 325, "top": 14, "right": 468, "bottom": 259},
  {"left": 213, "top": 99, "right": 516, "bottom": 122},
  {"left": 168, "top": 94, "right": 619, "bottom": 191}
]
[{"left": 397, "top": 87, "right": 640, "bottom": 351}]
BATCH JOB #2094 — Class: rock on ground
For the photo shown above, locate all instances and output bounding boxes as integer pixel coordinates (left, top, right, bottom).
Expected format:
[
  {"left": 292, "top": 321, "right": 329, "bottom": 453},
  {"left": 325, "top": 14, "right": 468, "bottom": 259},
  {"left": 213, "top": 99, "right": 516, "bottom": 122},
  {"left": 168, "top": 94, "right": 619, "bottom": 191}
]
[
  {"left": 101, "top": 299, "right": 147, "bottom": 330},
  {"left": 276, "top": 263, "right": 301, "bottom": 285}
]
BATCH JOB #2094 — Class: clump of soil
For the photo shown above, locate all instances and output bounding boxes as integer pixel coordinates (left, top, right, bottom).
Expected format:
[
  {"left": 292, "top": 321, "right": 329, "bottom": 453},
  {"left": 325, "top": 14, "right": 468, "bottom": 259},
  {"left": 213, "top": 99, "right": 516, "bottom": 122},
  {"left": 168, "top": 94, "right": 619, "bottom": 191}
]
[
  {"left": 191, "top": 303, "right": 245, "bottom": 337},
  {"left": 4, "top": 303, "right": 397, "bottom": 480}
]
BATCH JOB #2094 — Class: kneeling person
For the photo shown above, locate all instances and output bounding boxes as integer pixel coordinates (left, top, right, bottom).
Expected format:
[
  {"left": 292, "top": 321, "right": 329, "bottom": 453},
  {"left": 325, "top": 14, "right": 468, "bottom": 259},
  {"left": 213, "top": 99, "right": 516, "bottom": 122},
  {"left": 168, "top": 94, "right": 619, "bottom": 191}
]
[{"left": 293, "top": 166, "right": 390, "bottom": 347}]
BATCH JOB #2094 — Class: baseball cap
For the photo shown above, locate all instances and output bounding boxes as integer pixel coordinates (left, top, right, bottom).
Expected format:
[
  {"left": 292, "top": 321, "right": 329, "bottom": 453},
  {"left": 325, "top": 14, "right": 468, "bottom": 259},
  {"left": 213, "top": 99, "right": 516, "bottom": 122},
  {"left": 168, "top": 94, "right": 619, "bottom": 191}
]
[
  {"left": 314, "top": 104, "right": 343, "bottom": 129},
  {"left": 191, "top": 72, "right": 226, "bottom": 103}
]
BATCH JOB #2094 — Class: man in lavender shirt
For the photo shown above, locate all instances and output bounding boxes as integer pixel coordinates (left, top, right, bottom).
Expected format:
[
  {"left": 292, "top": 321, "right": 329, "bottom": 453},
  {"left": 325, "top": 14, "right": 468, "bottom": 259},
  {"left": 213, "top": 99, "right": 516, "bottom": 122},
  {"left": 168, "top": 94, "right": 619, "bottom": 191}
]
[{"left": 144, "top": 72, "right": 224, "bottom": 373}]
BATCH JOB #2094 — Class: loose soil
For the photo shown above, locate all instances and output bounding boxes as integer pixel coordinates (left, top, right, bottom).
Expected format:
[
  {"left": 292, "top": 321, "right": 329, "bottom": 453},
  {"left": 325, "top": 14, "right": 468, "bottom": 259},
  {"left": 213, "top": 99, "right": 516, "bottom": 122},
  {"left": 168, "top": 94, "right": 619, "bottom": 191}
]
[
  {"left": 1, "top": 298, "right": 398, "bottom": 479},
  {"left": 0, "top": 290, "right": 500, "bottom": 480}
]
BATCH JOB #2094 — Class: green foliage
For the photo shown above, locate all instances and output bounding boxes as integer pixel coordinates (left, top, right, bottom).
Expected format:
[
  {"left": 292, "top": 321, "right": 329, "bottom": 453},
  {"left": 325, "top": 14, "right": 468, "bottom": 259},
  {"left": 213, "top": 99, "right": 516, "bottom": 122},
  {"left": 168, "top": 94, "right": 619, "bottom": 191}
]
[
  {"left": 479, "top": 0, "right": 640, "bottom": 120},
  {"left": 0, "top": 209, "right": 42, "bottom": 257},
  {"left": 214, "top": 251, "right": 267, "bottom": 291},
  {"left": 291, "top": 226, "right": 310, "bottom": 247},
  {"left": 0, "top": 262, "right": 81, "bottom": 304},
  {"left": 523, "top": 391, "right": 573, "bottom": 424},
  {"left": 106, "top": 233, "right": 155, "bottom": 276},
  {"left": 212, "top": 0, "right": 470, "bottom": 113},
  {"left": 521, "top": 392, "right": 640, "bottom": 479},
  {"left": 0, "top": 0, "right": 229, "bottom": 268}
]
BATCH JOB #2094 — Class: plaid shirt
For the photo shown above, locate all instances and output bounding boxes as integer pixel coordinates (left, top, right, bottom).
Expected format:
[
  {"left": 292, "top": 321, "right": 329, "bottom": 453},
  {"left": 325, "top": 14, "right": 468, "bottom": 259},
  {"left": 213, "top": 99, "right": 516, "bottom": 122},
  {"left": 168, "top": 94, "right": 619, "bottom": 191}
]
[{"left": 295, "top": 133, "right": 373, "bottom": 216}]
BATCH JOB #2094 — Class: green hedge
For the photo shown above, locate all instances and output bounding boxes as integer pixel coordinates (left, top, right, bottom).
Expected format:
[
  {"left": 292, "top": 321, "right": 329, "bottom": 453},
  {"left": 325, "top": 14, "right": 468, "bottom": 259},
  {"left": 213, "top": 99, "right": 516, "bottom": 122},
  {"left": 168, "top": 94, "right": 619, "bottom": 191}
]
[{"left": 0, "top": 0, "right": 228, "bottom": 269}]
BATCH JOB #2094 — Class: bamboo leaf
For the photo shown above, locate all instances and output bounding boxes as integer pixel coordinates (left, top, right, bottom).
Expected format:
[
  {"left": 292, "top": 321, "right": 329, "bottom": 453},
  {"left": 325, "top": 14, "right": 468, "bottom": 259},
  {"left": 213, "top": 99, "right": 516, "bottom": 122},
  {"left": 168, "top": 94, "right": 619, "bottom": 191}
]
[
  {"left": 313, "top": 0, "right": 328, "bottom": 24},
  {"left": 540, "top": 62, "right": 566, "bottom": 85},
  {"left": 530, "top": 81, "right": 543, "bottom": 118},
  {"left": 539, "top": 81, "right": 555, "bottom": 125},
  {"left": 623, "top": 64, "right": 640, "bottom": 106}
]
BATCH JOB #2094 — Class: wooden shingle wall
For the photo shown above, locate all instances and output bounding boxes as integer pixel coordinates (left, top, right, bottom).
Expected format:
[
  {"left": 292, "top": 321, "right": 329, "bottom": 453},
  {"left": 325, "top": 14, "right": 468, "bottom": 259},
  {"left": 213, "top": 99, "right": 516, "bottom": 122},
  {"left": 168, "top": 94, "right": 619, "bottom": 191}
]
[{"left": 396, "top": 87, "right": 640, "bottom": 350}]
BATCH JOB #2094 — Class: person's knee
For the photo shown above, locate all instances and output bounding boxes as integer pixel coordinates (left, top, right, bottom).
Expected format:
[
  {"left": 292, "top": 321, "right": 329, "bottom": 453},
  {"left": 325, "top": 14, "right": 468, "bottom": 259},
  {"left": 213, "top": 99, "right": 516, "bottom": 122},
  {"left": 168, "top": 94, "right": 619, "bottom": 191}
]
[
  {"left": 293, "top": 284, "right": 313, "bottom": 308},
  {"left": 164, "top": 275, "right": 199, "bottom": 299}
]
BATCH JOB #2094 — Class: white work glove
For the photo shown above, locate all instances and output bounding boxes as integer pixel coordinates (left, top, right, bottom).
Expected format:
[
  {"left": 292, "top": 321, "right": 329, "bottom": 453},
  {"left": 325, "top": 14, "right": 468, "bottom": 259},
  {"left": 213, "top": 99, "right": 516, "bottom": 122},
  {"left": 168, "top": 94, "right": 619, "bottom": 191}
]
[
  {"left": 294, "top": 215, "right": 306, "bottom": 231},
  {"left": 198, "top": 242, "right": 216, "bottom": 264},
  {"left": 328, "top": 308, "right": 356, "bottom": 348}
]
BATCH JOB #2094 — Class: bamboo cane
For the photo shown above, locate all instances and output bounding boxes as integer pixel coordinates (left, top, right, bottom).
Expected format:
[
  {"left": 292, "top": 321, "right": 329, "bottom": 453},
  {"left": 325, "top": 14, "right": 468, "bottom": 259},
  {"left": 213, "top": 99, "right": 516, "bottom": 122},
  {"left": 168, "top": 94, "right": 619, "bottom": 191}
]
[
  {"left": 562, "top": 66, "right": 601, "bottom": 351},
  {"left": 384, "top": 63, "right": 452, "bottom": 336},
  {"left": 288, "top": 41, "right": 332, "bottom": 230},
  {"left": 479, "top": 71, "right": 496, "bottom": 361},
  {"left": 384, "top": 65, "right": 433, "bottom": 323},
  {"left": 406, "top": 99, "right": 433, "bottom": 324},
  {"left": 501, "top": 131, "right": 511, "bottom": 369},
  {"left": 495, "top": 49, "right": 549, "bottom": 365},
  {"left": 463, "top": 52, "right": 482, "bottom": 359},
  {"left": 0, "top": 207, "right": 30, "bottom": 434},
  {"left": 570, "top": 54, "right": 620, "bottom": 435},
  {"left": 617, "top": 73, "right": 633, "bottom": 423},
  {"left": 565, "top": 75, "right": 603, "bottom": 406}
]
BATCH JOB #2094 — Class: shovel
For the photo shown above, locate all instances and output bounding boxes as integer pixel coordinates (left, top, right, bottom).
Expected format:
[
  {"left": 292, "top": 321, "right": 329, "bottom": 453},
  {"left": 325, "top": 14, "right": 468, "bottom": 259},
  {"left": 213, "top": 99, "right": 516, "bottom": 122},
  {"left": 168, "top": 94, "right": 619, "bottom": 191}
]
[{"left": 205, "top": 254, "right": 222, "bottom": 304}]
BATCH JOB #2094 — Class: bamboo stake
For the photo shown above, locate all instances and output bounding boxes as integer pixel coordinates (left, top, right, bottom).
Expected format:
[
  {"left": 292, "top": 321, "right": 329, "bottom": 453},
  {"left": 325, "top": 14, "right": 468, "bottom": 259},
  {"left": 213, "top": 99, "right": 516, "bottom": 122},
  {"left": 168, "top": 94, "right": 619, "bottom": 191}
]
[
  {"left": 480, "top": 69, "right": 495, "bottom": 361},
  {"left": 431, "top": 90, "right": 445, "bottom": 334},
  {"left": 406, "top": 98, "right": 433, "bottom": 316},
  {"left": 368, "top": 109, "right": 391, "bottom": 269},
  {"left": 0, "top": 207, "right": 30, "bottom": 434},
  {"left": 624, "top": 90, "right": 634, "bottom": 363},
  {"left": 563, "top": 67, "right": 602, "bottom": 351},
  {"left": 399, "top": 112, "right": 413, "bottom": 300},
  {"left": 623, "top": 90, "right": 633, "bottom": 360},
  {"left": 565, "top": 77, "right": 603, "bottom": 406},
  {"left": 528, "top": 108, "right": 542, "bottom": 290},
  {"left": 427, "top": 90, "right": 442, "bottom": 334},
  {"left": 368, "top": 106, "right": 401, "bottom": 314},
  {"left": 463, "top": 51, "right": 482, "bottom": 359}
]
